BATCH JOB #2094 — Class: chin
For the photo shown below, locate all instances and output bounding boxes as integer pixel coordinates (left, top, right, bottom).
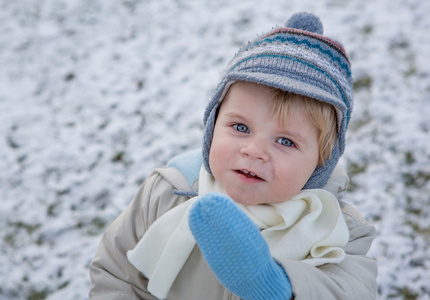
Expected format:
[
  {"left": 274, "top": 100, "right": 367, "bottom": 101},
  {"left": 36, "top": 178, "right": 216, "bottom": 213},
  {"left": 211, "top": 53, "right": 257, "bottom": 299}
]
[{"left": 230, "top": 196, "right": 262, "bottom": 206}]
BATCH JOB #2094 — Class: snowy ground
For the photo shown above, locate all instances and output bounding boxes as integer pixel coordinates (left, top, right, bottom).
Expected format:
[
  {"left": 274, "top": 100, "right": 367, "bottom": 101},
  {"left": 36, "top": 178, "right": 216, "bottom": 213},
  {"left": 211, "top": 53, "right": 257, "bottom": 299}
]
[{"left": 1, "top": 0, "right": 430, "bottom": 299}]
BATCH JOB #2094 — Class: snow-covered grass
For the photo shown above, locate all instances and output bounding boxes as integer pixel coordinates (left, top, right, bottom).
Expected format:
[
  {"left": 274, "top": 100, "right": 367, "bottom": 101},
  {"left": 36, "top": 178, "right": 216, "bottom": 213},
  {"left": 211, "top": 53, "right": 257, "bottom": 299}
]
[{"left": 1, "top": 0, "right": 429, "bottom": 299}]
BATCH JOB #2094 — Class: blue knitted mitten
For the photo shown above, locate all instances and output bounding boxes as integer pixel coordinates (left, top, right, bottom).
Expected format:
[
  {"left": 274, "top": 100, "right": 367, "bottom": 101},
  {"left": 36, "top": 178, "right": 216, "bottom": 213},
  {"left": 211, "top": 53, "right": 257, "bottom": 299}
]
[{"left": 189, "top": 192, "right": 293, "bottom": 300}]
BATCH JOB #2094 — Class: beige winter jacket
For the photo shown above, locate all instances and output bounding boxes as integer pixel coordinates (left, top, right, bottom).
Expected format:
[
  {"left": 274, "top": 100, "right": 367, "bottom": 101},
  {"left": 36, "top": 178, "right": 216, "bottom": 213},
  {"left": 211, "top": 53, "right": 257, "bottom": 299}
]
[{"left": 89, "top": 162, "right": 377, "bottom": 300}]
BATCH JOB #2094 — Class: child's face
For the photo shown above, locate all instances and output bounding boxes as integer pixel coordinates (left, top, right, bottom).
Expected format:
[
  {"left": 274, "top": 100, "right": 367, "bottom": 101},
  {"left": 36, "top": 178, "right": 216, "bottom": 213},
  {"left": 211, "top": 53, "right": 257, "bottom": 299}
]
[{"left": 209, "top": 82, "right": 319, "bottom": 205}]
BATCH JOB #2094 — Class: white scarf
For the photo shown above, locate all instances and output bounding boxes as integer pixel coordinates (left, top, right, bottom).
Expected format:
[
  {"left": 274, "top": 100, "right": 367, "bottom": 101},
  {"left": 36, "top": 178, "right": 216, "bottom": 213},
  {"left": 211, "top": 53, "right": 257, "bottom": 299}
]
[{"left": 127, "top": 167, "right": 349, "bottom": 299}]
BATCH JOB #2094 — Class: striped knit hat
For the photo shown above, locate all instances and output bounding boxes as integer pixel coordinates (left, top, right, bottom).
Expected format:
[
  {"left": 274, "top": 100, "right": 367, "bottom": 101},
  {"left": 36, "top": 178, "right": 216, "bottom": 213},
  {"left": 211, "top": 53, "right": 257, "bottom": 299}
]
[{"left": 203, "top": 12, "right": 353, "bottom": 189}]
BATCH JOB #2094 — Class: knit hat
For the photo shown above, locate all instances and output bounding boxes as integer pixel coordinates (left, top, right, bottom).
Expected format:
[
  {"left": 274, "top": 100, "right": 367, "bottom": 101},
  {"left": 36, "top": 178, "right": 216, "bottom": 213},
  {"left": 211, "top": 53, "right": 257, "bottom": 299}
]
[{"left": 203, "top": 12, "right": 353, "bottom": 189}]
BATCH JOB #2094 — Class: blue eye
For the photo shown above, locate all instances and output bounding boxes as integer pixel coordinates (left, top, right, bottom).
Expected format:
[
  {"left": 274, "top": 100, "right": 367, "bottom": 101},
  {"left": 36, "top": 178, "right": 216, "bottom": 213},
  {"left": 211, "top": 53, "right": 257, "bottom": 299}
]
[
  {"left": 276, "top": 137, "right": 295, "bottom": 147},
  {"left": 233, "top": 124, "right": 249, "bottom": 133}
]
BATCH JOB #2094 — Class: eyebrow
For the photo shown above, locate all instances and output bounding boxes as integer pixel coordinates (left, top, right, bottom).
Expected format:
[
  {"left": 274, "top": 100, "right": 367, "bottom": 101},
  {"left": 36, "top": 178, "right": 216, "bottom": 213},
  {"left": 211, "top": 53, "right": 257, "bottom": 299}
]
[{"left": 224, "top": 112, "right": 248, "bottom": 121}]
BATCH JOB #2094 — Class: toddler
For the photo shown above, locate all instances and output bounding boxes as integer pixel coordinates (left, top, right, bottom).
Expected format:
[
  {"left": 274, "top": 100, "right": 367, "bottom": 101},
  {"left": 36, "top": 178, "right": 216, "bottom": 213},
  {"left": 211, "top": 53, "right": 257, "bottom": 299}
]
[{"left": 89, "top": 12, "right": 377, "bottom": 300}]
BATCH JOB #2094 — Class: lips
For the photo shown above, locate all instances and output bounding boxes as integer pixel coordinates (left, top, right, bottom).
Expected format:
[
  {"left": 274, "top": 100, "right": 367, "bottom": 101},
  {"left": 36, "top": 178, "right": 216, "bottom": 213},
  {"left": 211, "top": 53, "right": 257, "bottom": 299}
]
[{"left": 236, "top": 169, "right": 264, "bottom": 180}]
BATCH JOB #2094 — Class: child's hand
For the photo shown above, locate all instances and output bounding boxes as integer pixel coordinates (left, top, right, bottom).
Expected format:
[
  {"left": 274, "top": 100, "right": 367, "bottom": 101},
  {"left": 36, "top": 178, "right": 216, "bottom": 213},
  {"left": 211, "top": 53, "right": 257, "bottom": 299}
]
[{"left": 189, "top": 192, "right": 293, "bottom": 300}]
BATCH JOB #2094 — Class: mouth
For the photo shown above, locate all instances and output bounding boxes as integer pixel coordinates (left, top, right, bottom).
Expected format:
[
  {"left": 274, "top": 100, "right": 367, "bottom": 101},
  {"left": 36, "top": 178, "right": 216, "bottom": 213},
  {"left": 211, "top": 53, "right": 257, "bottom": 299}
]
[{"left": 235, "top": 169, "right": 264, "bottom": 181}]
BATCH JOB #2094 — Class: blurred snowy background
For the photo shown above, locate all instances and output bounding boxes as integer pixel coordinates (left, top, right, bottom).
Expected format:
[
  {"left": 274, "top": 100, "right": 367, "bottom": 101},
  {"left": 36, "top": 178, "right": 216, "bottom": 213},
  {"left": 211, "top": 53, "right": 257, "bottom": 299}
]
[{"left": 1, "top": 0, "right": 430, "bottom": 299}]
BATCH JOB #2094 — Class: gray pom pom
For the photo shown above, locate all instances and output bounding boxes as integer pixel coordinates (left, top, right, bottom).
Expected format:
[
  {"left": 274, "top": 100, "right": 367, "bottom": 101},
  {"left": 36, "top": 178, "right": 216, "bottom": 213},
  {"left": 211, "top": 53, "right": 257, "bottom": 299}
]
[{"left": 286, "top": 12, "right": 324, "bottom": 35}]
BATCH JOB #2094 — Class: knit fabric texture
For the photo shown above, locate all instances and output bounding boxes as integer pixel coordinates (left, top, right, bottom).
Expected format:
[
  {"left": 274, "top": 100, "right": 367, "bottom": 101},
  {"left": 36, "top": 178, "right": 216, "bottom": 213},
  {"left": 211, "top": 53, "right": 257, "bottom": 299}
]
[
  {"left": 202, "top": 12, "right": 353, "bottom": 189},
  {"left": 189, "top": 193, "right": 293, "bottom": 300}
]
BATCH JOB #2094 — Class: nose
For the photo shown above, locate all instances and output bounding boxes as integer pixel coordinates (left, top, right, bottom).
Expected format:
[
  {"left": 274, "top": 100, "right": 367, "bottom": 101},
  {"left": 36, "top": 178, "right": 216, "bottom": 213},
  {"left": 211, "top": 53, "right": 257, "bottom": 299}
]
[{"left": 240, "top": 136, "right": 270, "bottom": 162}]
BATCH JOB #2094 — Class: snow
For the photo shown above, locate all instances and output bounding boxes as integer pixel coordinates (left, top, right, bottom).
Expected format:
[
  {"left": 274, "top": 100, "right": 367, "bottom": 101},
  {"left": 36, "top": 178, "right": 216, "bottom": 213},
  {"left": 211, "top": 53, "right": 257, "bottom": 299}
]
[{"left": 1, "top": 0, "right": 430, "bottom": 299}]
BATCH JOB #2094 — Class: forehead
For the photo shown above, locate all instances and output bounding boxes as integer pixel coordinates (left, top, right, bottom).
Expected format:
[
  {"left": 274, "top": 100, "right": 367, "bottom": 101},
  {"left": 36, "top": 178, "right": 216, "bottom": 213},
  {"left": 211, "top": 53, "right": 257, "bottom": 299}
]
[
  {"left": 223, "top": 81, "right": 272, "bottom": 100},
  {"left": 222, "top": 82, "right": 308, "bottom": 116},
  {"left": 224, "top": 81, "right": 305, "bottom": 104}
]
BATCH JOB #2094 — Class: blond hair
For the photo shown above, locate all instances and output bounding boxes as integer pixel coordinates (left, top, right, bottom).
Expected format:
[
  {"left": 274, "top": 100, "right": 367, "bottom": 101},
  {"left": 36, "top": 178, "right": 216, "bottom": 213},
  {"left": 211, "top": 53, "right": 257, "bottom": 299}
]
[{"left": 269, "top": 88, "right": 338, "bottom": 166}]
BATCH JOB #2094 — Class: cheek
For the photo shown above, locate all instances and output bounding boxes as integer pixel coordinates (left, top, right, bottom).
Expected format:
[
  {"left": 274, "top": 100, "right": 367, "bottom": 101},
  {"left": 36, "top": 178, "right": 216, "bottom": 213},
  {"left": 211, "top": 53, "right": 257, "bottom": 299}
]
[
  {"left": 208, "top": 133, "right": 224, "bottom": 174},
  {"left": 208, "top": 148, "right": 218, "bottom": 172},
  {"left": 209, "top": 123, "right": 230, "bottom": 160},
  {"left": 275, "top": 158, "right": 316, "bottom": 195}
]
